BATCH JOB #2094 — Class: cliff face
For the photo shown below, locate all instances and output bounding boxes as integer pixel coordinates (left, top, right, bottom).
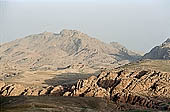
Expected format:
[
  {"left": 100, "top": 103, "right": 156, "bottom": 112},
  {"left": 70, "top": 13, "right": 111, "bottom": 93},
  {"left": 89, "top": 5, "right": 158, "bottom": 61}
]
[
  {"left": 0, "top": 29, "right": 141, "bottom": 71},
  {"left": 143, "top": 38, "right": 170, "bottom": 59}
]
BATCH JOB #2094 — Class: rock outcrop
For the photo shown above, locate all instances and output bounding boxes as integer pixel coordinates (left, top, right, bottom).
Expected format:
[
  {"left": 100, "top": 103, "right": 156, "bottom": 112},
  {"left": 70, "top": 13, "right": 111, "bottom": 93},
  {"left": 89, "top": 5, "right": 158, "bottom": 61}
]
[
  {"left": 1, "top": 69, "right": 170, "bottom": 111},
  {"left": 0, "top": 83, "right": 65, "bottom": 96},
  {"left": 64, "top": 70, "right": 170, "bottom": 111},
  {"left": 143, "top": 38, "right": 170, "bottom": 59}
]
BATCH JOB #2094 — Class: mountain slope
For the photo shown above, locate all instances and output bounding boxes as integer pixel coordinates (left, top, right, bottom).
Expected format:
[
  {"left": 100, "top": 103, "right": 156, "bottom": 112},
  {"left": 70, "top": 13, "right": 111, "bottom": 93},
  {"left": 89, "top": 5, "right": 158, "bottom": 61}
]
[
  {"left": 143, "top": 38, "right": 170, "bottom": 59},
  {"left": 0, "top": 29, "right": 141, "bottom": 71}
]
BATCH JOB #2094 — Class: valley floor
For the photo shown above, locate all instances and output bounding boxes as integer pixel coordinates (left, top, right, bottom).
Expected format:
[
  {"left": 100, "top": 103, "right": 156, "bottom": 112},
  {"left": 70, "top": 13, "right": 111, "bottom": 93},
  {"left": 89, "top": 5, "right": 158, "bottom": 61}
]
[{"left": 1, "top": 60, "right": 170, "bottom": 112}]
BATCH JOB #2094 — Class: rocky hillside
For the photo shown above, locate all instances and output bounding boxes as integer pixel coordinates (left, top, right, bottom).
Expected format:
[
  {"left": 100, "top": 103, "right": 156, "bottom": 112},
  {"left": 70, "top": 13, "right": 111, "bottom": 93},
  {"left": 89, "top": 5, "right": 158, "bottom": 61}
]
[
  {"left": 64, "top": 69, "right": 170, "bottom": 111},
  {"left": 1, "top": 69, "right": 170, "bottom": 111},
  {"left": 143, "top": 38, "right": 170, "bottom": 59},
  {"left": 0, "top": 29, "right": 141, "bottom": 71}
]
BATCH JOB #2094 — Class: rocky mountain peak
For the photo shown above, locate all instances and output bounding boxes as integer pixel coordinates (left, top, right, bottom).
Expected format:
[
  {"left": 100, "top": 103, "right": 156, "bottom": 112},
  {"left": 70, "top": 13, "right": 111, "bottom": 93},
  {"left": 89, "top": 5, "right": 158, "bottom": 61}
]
[
  {"left": 110, "top": 42, "right": 125, "bottom": 49},
  {"left": 164, "top": 38, "right": 170, "bottom": 43},
  {"left": 59, "top": 29, "right": 88, "bottom": 38},
  {"left": 162, "top": 38, "right": 170, "bottom": 47},
  {"left": 40, "top": 31, "right": 55, "bottom": 36},
  {"left": 143, "top": 37, "right": 170, "bottom": 59},
  {"left": 0, "top": 29, "right": 142, "bottom": 70}
]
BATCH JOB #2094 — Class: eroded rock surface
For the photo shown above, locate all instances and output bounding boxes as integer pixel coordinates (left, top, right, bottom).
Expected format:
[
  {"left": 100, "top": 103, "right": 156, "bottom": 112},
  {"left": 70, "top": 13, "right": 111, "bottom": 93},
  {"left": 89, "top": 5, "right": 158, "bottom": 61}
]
[
  {"left": 0, "top": 83, "right": 64, "bottom": 97},
  {"left": 64, "top": 70, "right": 170, "bottom": 111},
  {"left": 1, "top": 69, "right": 170, "bottom": 111}
]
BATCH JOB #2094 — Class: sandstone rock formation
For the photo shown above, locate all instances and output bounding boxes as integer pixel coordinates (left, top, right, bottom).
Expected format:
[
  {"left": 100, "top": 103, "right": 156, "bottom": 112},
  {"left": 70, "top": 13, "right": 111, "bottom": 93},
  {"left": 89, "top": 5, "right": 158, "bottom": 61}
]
[
  {"left": 1, "top": 69, "right": 170, "bottom": 111},
  {"left": 0, "top": 82, "right": 64, "bottom": 96},
  {"left": 143, "top": 38, "right": 170, "bottom": 59},
  {"left": 64, "top": 70, "right": 170, "bottom": 111}
]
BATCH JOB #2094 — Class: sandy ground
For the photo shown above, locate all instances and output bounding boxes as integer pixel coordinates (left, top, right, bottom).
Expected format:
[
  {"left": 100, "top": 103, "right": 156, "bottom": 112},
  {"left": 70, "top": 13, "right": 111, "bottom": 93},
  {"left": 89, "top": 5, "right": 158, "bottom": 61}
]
[{"left": 1, "top": 67, "right": 99, "bottom": 88}]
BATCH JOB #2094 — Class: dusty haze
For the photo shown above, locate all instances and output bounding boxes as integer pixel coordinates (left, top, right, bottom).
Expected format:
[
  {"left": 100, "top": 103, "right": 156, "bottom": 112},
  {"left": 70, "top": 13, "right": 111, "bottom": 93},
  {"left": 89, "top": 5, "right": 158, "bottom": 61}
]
[{"left": 0, "top": 0, "right": 170, "bottom": 52}]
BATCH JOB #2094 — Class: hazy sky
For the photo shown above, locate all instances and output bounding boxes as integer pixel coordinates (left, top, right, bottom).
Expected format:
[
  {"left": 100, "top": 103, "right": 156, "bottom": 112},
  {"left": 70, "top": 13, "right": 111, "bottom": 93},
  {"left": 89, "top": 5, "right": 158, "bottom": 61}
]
[{"left": 0, "top": 0, "right": 170, "bottom": 52}]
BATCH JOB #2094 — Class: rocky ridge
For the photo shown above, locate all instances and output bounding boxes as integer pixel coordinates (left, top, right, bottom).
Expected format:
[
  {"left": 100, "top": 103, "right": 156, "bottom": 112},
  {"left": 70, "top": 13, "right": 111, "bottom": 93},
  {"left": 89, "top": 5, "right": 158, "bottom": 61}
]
[
  {"left": 0, "top": 29, "right": 141, "bottom": 72},
  {"left": 65, "top": 70, "right": 170, "bottom": 110},
  {"left": 1, "top": 69, "right": 170, "bottom": 111},
  {"left": 0, "top": 81, "right": 64, "bottom": 96},
  {"left": 143, "top": 38, "right": 170, "bottom": 59}
]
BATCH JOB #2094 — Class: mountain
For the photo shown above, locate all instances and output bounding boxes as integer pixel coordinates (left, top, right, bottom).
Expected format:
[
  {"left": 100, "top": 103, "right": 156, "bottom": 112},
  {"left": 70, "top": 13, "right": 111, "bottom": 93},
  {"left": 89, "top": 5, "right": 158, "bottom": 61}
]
[
  {"left": 0, "top": 29, "right": 141, "bottom": 71},
  {"left": 143, "top": 38, "right": 170, "bottom": 59},
  {"left": 1, "top": 31, "right": 170, "bottom": 111}
]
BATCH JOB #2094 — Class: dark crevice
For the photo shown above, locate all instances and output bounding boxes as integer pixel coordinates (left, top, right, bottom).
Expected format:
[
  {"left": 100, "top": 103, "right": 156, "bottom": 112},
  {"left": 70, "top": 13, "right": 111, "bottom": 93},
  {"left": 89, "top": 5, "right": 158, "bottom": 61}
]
[
  {"left": 135, "top": 71, "right": 148, "bottom": 79},
  {"left": 125, "top": 81, "right": 133, "bottom": 89},
  {"left": 20, "top": 89, "right": 28, "bottom": 96},
  {"left": 117, "top": 70, "right": 123, "bottom": 77},
  {"left": 45, "top": 87, "right": 54, "bottom": 95},
  {"left": 79, "top": 87, "right": 91, "bottom": 97},
  {"left": 150, "top": 82, "right": 158, "bottom": 91},
  {"left": 111, "top": 93, "right": 120, "bottom": 102}
]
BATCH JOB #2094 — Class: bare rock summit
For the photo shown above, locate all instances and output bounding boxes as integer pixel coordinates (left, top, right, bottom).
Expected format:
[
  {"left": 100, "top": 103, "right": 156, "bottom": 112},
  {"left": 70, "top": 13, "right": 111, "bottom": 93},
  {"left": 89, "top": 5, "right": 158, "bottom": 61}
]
[
  {"left": 0, "top": 29, "right": 141, "bottom": 71},
  {"left": 143, "top": 38, "right": 170, "bottom": 59}
]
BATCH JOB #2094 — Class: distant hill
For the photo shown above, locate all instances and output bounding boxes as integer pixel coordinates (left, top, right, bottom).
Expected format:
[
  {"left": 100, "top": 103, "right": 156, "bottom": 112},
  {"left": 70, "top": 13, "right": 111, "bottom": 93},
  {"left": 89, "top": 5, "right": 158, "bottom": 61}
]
[
  {"left": 143, "top": 38, "right": 170, "bottom": 59},
  {"left": 0, "top": 29, "right": 141, "bottom": 70},
  {"left": 120, "top": 59, "right": 170, "bottom": 72}
]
